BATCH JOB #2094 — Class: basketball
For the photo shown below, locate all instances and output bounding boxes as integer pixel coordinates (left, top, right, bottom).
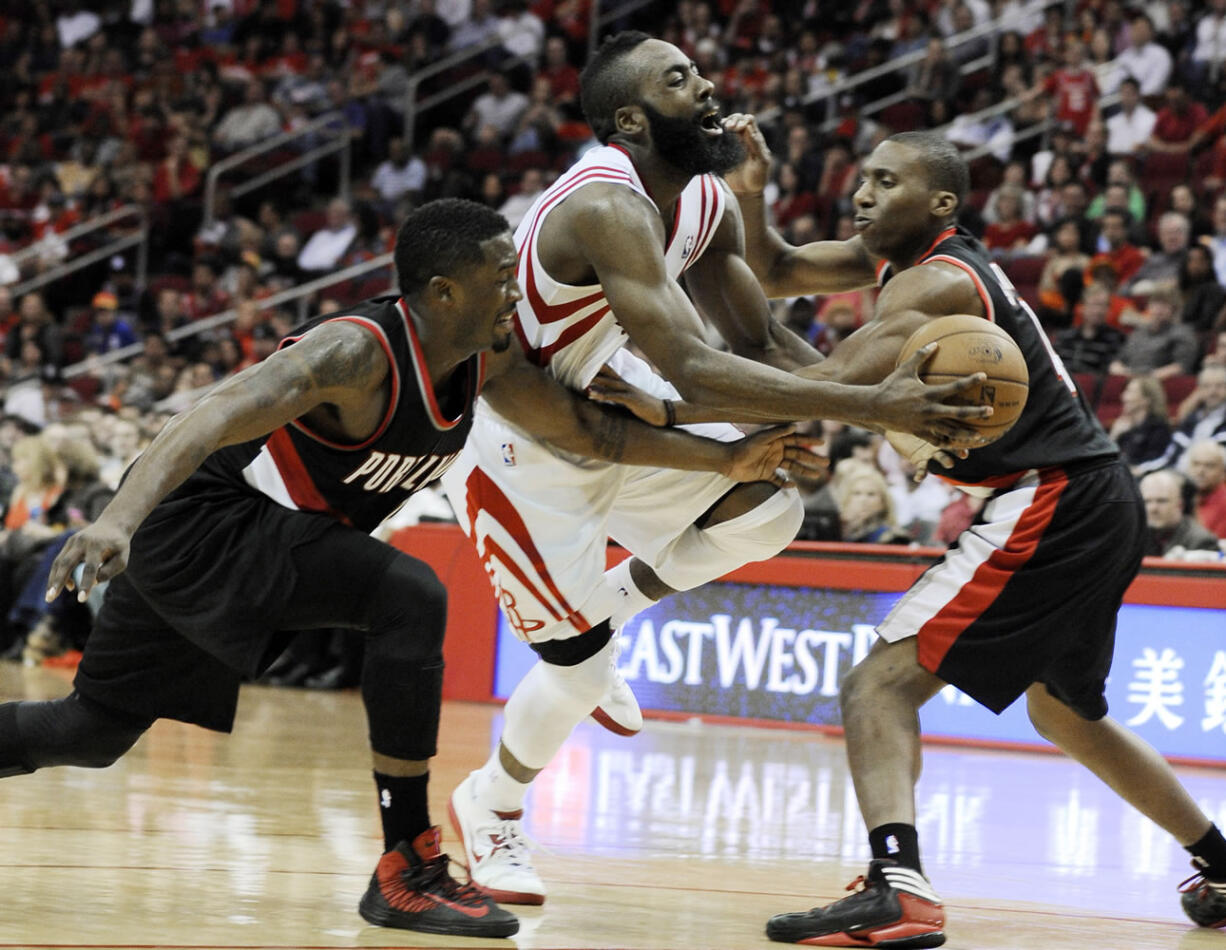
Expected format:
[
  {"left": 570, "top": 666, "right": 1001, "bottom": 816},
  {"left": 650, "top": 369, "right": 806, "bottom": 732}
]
[{"left": 896, "top": 314, "right": 1029, "bottom": 441}]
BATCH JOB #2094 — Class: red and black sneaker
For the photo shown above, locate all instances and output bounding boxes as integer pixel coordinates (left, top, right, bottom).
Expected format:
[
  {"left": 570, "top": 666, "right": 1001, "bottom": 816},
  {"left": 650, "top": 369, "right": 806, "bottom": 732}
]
[
  {"left": 766, "top": 859, "right": 945, "bottom": 947},
  {"left": 1179, "top": 862, "right": 1226, "bottom": 929},
  {"left": 358, "top": 827, "right": 519, "bottom": 937}
]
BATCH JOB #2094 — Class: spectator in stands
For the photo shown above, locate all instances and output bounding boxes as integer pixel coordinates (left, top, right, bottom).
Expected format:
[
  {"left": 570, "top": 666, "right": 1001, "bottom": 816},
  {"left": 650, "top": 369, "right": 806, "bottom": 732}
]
[
  {"left": 1110, "top": 374, "right": 1173, "bottom": 474},
  {"left": 1107, "top": 13, "right": 1172, "bottom": 96},
  {"left": 1086, "top": 159, "right": 1146, "bottom": 224},
  {"left": 1186, "top": 439, "right": 1226, "bottom": 537},
  {"left": 1178, "top": 243, "right": 1226, "bottom": 332},
  {"left": 946, "top": 86, "right": 1016, "bottom": 163},
  {"left": 449, "top": 0, "right": 502, "bottom": 56},
  {"left": 497, "top": 0, "right": 545, "bottom": 65},
  {"left": 1038, "top": 217, "right": 1091, "bottom": 323},
  {"left": 1035, "top": 150, "right": 1076, "bottom": 227},
  {"left": 1055, "top": 282, "right": 1126, "bottom": 373},
  {"left": 1139, "top": 469, "right": 1221, "bottom": 556},
  {"left": 1191, "top": 0, "right": 1226, "bottom": 93},
  {"left": 1089, "top": 208, "right": 1147, "bottom": 286},
  {"left": 541, "top": 35, "right": 581, "bottom": 114},
  {"left": 1105, "top": 77, "right": 1156, "bottom": 158},
  {"left": 5, "top": 294, "right": 62, "bottom": 369},
  {"left": 296, "top": 198, "right": 357, "bottom": 275},
  {"left": 1172, "top": 364, "right": 1226, "bottom": 450},
  {"left": 497, "top": 168, "right": 545, "bottom": 231},
  {"left": 907, "top": 37, "right": 961, "bottom": 108},
  {"left": 83, "top": 292, "right": 138, "bottom": 357},
  {"left": 1126, "top": 211, "right": 1191, "bottom": 296},
  {"left": 1110, "top": 287, "right": 1201, "bottom": 378},
  {"left": 1205, "top": 195, "right": 1226, "bottom": 285},
  {"left": 152, "top": 134, "right": 201, "bottom": 206},
  {"left": 982, "top": 184, "right": 1036, "bottom": 256},
  {"left": 185, "top": 259, "right": 230, "bottom": 320},
  {"left": 983, "top": 161, "right": 1037, "bottom": 225},
  {"left": 833, "top": 460, "right": 911, "bottom": 546},
  {"left": 507, "top": 75, "right": 563, "bottom": 155},
  {"left": 1145, "top": 79, "right": 1208, "bottom": 154},
  {"left": 464, "top": 71, "right": 529, "bottom": 140},
  {"left": 1029, "top": 36, "right": 1099, "bottom": 137},
  {"left": 371, "top": 137, "right": 426, "bottom": 209},
  {"left": 213, "top": 79, "right": 282, "bottom": 152}
]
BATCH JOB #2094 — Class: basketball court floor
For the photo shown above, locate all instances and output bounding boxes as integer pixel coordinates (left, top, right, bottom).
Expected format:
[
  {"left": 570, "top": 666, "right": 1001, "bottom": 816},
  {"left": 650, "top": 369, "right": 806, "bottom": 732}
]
[{"left": 2, "top": 661, "right": 1224, "bottom": 950}]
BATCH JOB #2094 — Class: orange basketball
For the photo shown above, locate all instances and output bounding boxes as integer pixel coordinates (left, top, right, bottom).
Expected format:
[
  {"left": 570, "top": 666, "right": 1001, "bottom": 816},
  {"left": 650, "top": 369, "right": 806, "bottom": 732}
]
[{"left": 896, "top": 314, "right": 1029, "bottom": 442}]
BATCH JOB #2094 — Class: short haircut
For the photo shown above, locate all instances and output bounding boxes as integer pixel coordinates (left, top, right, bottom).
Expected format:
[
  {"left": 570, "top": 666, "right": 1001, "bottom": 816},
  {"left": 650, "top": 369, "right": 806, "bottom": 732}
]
[
  {"left": 394, "top": 199, "right": 509, "bottom": 295},
  {"left": 580, "top": 31, "right": 652, "bottom": 144},
  {"left": 1119, "top": 76, "right": 1141, "bottom": 91},
  {"left": 886, "top": 131, "right": 969, "bottom": 215}
]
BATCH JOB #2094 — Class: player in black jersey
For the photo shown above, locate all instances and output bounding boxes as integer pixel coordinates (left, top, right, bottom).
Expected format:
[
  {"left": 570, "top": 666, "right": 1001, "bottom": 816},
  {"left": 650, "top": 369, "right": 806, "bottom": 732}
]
[
  {"left": 0, "top": 199, "right": 828, "bottom": 939},
  {"left": 597, "top": 122, "right": 1226, "bottom": 944},
  {"left": 721, "top": 121, "right": 1226, "bottom": 945}
]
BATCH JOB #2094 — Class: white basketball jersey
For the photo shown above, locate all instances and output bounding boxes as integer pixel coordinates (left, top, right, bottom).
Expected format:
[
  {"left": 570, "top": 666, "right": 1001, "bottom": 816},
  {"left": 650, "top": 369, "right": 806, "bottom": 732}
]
[{"left": 510, "top": 144, "right": 726, "bottom": 391}]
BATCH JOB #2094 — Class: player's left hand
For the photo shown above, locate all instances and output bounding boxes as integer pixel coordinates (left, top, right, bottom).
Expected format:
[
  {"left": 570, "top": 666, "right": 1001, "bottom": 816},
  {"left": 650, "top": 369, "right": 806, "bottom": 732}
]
[
  {"left": 587, "top": 365, "right": 669, "bottom": 426},
  {"left": 45, "top": 518, "right": 132, "bottom": 603},
  {"left": 727, "top": 425, "right": 825, "bottom": 486}
]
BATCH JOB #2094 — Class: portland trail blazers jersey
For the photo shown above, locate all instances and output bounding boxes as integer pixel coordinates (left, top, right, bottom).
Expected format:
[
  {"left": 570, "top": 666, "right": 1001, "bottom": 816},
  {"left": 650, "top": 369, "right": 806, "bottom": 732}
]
[
  {"left": 195, "top": 296, "right": 484, "bottom": 532},
  {"left": 879, "top": 227, "right": 1117, "bottom": 485},
  {"left": 511, "top": 143, "right": 726, "bottom": 390}
]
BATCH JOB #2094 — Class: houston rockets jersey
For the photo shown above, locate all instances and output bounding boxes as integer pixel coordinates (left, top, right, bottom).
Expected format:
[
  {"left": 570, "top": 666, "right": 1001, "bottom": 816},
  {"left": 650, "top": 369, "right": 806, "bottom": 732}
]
[
  {"left": 510, "top": 143, "right": 726, "bottom": 390},
  {"left": 193, "top": 296, "right": 484, "bottom": 532},
  {"left": 879, "top": 227, "right": 1117, "bottom": 485}
]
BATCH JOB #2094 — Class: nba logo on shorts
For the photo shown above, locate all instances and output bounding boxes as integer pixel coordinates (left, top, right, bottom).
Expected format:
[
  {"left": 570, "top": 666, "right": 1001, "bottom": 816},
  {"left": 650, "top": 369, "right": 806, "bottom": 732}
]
[
  {"left": 682, "top": 234, "right": 695, "bottom": 258},
  {"left": 501, "top": 443, "right": 516, "bottom": 466}
]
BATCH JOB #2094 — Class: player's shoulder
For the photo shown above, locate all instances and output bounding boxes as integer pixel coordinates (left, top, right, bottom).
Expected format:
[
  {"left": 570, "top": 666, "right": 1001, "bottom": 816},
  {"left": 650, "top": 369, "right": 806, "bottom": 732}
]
[{"left": 554, "top": 179, "right": 658, "bottom": 236}]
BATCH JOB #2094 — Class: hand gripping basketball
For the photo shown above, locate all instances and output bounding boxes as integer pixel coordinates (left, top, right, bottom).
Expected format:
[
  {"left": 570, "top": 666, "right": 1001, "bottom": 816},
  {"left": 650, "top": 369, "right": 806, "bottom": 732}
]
[{"left": 897, "top": 315, "right": 1030, "bottom": 444}]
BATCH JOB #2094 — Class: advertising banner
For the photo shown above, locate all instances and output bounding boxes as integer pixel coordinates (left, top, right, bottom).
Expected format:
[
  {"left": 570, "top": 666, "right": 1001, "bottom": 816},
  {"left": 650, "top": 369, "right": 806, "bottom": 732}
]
[{"left": 494, "top": 581, "right": 1226, "bottom": 763}]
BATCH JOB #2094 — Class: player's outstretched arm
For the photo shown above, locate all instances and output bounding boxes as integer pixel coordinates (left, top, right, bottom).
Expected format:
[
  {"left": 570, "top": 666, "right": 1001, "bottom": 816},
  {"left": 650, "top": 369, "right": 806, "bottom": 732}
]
[
  {"left": 723, "top": 113, "right": 878, "bottom": 298},
  {"left": 481, "top": 347, "right": 824, "bottom": 486},
  {"left": 45, "top": 321, "right": 387, "bottom": 601}
]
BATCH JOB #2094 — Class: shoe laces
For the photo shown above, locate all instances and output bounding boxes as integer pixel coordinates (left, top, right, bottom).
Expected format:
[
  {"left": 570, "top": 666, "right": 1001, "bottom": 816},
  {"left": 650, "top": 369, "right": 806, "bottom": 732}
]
[
  {"left": 412, "top": 852, "right": 489, "bottom": 908},
  {"left": 479, "top": 815, "right": 537, "bottom": 868},
  {"left": 1179, "top": 870, "right": 1226, "bottom": 898}
]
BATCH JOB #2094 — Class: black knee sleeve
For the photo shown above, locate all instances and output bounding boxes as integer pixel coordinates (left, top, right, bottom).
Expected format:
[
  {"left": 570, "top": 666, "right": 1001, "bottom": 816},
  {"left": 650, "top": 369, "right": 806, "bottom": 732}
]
[
  {"left": 0, "top": 692, "right": 151, "bottom": 774},
  {"left": 362, "top": 554, "right": 447, "bottom": 662},
  {"left": 530, "top": 620, "right": 612, "bottom": 667},
  {"left": 358, "top": 554, "right": 448, "bottom": 762}
]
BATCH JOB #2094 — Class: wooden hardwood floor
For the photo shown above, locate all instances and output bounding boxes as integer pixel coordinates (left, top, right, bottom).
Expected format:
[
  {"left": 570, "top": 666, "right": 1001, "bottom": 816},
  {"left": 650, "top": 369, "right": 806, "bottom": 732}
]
[{"left": 1, "top": 662, "right": 1223, "bottom": 950}]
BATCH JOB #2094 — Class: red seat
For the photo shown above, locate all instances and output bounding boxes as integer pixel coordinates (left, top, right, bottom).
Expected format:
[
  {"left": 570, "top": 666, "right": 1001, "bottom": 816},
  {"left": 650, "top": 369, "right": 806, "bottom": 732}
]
[
  {"left": 1004, "top": 255, "right": 1045, "bottom": 286},
  {"left": 1096, "top": 373, "right": 1129, "bottom": 426},
  {"left": 877, "top": 100, "right": 926, "bottom": 132},
  {"left": 1162, "top": 373, "right": 1198, "bottom": 413},
  {"left": 291, "top": 209, "right": 327, "bottom": 238}
]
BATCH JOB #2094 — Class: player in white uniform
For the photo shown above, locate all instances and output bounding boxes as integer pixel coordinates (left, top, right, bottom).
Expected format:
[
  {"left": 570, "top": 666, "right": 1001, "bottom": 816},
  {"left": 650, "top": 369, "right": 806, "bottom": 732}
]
[{"left": 442, "top": 32, "right": 991, "bottom": 905}]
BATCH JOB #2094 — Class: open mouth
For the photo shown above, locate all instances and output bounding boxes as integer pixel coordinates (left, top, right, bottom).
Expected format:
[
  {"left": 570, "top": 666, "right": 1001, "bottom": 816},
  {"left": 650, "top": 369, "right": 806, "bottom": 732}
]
[{"left": 699, "top": 110, "right": 724, "bottom": 137}]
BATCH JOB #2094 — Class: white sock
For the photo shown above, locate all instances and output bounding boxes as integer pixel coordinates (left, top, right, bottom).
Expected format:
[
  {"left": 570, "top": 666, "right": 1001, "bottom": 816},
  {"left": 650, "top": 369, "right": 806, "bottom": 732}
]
[
  {"left": 474, "top": 753, "right": 530, "bottom": 813},
  {"left": 605, "top": 557, "right": 658, "bottom": 630}
]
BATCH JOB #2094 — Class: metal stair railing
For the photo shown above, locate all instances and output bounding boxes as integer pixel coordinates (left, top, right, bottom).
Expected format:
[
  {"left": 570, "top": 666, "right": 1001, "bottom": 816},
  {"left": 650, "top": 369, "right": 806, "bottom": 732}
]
[
  {"left": 61, "top": 252, "right": 394, "bottom": 381},
  {"left": 6, "top": 204, "right": 149, "bottom": 298},
  {"left": 202, "top": 110, "right": 352, "bottom": 230}
]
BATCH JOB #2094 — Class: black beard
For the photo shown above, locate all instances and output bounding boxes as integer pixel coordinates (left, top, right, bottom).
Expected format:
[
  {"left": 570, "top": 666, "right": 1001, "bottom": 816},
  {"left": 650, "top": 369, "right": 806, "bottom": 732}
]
[{"left": 641, "top": 103, "right": 746, "bottom": 178}]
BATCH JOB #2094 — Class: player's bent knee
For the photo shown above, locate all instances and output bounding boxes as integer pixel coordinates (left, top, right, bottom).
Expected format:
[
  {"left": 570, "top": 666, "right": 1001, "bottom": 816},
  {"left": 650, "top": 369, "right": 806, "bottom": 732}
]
[
  {"left": 4, "top": 694, "right": 151, "bottom": 772},
  {"left": 365, "top": 555, "right": 448, "bottom": 660}
]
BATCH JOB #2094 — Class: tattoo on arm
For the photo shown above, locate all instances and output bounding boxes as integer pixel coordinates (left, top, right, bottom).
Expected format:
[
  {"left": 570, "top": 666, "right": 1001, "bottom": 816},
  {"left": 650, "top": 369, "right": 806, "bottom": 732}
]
[{"left": 593, "top": 411, "right": 628, "bottom": 463}]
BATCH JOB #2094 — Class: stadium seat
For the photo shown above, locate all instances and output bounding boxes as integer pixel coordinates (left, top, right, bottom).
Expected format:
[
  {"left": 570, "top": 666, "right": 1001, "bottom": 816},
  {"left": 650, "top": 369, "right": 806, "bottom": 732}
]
[
  {"left": 1162, "top": 373, "right": 1198, "bottom": 413},
  {"left": 1096, "top": 373, "right": 1129, "bottom": 426},
  {"left": 877, "top": 100, "right": 926, "bottom": 133}
]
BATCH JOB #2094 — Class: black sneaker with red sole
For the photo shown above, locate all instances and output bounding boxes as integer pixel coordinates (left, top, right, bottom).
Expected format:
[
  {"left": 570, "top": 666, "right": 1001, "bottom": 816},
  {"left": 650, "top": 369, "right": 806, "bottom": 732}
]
[
  {"left": 358, "top": 827, "right": 519, "bottom": 937},
  {"left": 1180, "top": 862, "right": 1226, "bottom": 929},
  {"left": 766, "top": 859, "right": 945, "bottom": 948}
]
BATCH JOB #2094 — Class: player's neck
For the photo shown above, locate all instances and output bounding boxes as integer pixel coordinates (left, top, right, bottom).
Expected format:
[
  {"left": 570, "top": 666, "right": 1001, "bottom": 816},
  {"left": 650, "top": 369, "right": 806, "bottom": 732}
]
[
  {"left": 616, "top": 140, "right": 691, "bottom": 210},
  {"left": 886, "top": 222, "right": 955, "bottom": 273},
  {"left": 404, "top": 297, "right": 468, "bottom": 388}
]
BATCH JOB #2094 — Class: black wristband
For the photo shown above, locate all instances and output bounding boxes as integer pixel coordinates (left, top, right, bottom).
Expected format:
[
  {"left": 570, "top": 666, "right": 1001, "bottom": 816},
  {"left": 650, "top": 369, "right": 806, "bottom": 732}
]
[{"left": 663, "top": 399, "right": 676, "bottom": 427}]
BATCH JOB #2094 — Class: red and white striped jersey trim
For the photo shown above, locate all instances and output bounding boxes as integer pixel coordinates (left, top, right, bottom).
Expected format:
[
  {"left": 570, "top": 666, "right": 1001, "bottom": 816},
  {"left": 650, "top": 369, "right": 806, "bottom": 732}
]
[{"left": 512, "top": 144, "right": 725, "bottom": 388}]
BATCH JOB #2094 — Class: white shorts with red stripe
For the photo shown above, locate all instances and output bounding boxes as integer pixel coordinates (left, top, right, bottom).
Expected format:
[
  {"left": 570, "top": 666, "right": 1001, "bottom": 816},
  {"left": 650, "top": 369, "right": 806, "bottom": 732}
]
[
  {"left": 440, "top": 348, "right": 744, "bottom": 644},
  {"left": 876, "top": 459, "right": 1143, "bottom": 717}
]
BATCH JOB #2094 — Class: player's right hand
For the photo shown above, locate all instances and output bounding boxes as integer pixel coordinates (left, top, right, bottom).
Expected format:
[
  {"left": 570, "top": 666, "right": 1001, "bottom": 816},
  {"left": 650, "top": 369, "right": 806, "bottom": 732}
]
[
  {"left": 875, "top": 344, "right": 994, "bottom": 448},
  {"left": 722, "top": 113, "right": 773, "bottom": 196},
  {"left": 726, "top": 424, "right": 825, "bottom": 486},
  {"left": 45, "top": 519, "right": 132, "bottom": 603}
]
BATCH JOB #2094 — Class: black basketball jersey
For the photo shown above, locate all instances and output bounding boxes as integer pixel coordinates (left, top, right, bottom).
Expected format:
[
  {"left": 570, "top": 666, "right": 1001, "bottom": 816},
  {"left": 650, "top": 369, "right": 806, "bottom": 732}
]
[
  {"left": 193, "top": 296, "right": 484, "bottom": 533},
  {"left": 880, "top": 227, "right": 1117, "bottom": 485}
]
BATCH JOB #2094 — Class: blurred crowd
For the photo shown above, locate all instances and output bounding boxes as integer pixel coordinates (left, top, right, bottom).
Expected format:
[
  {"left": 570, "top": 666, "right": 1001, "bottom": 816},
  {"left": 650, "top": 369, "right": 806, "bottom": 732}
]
[{"left": 1, "top": 0, "right": 1225, "bottom": 676}]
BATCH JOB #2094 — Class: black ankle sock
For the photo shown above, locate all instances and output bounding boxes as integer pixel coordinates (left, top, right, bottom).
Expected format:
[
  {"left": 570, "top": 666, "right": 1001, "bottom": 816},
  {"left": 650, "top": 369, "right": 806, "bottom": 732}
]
[
  {"left": 1187, "top": 824, "right": 1226, "bottom": 879},
  {"left": 373, "top": 771, "right": 430, "bottom": 853},
  {"left": 869, "top": 822, "right": 923, "bottom": 875}
]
